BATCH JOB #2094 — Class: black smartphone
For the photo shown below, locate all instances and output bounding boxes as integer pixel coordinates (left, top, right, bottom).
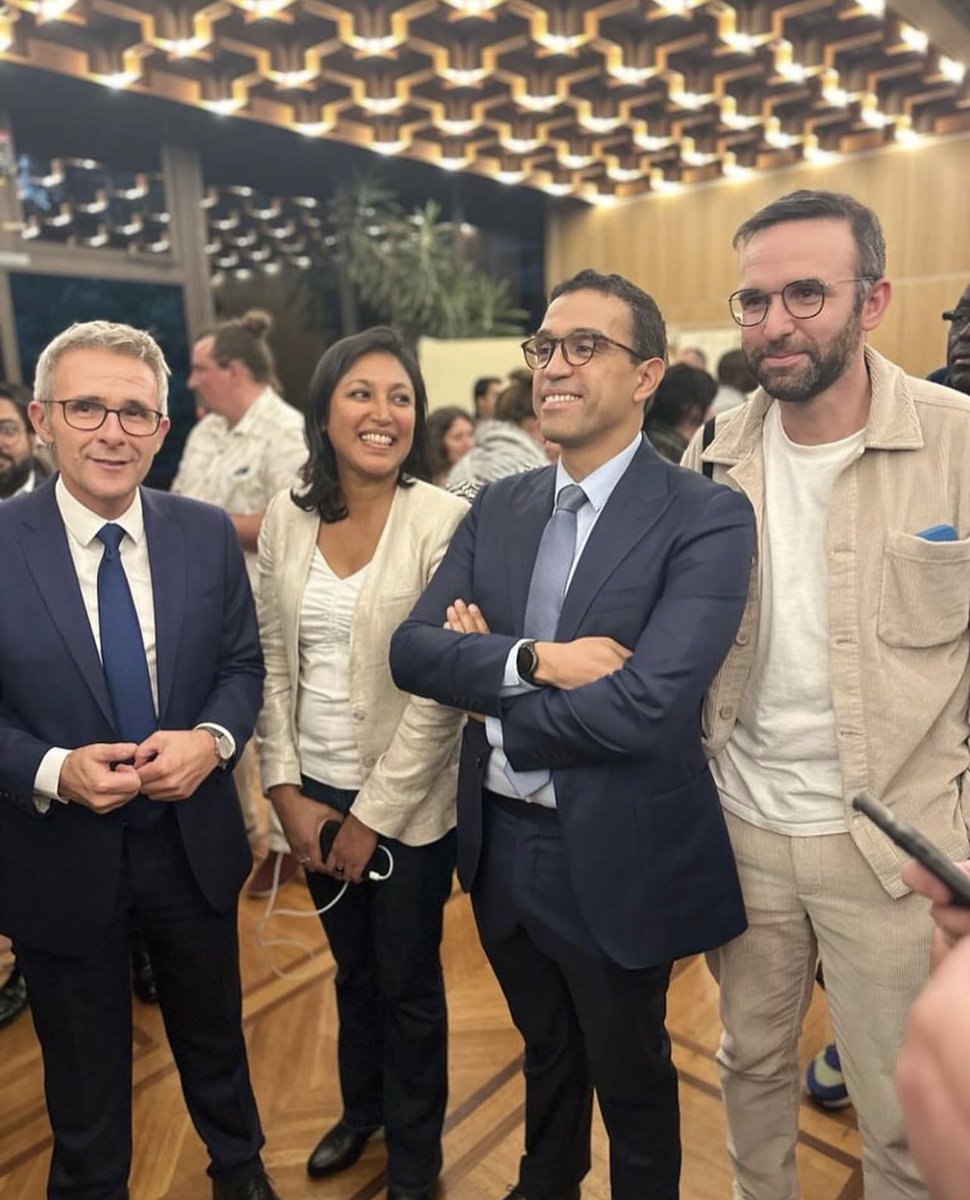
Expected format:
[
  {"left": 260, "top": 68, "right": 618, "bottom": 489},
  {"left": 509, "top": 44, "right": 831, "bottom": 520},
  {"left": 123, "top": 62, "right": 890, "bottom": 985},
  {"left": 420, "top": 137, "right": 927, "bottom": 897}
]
[
  {"left": 852, "top": 793, "right": 970, "bottom": 908},
  {"left": 318, "top": 818, "right": 392, "bottom": 882},
  {"left": 318, "top": 818, "right": 343, "bottom": 861}
]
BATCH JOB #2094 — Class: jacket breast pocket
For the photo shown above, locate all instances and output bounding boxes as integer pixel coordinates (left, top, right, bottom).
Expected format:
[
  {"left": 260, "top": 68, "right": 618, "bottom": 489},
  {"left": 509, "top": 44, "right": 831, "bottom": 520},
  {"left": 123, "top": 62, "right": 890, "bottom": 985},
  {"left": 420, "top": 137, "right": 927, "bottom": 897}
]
[{"left": 877, "top": 531, "right": 970, "bottom": 648}]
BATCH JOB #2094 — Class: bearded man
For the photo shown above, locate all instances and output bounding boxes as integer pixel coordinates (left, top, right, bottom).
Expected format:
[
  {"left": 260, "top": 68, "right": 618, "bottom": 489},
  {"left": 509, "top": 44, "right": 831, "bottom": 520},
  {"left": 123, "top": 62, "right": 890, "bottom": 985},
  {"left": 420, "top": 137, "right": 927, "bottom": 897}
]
[{"left": 682, "top": 189, "right": 970, "bottom": 1200}]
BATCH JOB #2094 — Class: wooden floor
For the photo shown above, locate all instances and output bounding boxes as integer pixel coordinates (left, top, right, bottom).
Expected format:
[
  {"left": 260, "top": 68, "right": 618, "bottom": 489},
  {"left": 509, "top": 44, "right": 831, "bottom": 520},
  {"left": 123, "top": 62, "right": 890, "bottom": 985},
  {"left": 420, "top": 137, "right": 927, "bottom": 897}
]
[{"left": 0, "top": 870, "right": 862, "bottom": 1199}]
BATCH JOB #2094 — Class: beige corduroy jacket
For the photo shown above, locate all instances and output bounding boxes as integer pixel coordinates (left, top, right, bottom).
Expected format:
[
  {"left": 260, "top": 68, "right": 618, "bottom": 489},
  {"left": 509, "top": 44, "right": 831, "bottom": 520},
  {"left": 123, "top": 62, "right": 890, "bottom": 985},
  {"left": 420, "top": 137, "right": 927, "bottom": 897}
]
[
  {"left": 683, "top": 346, "right": 970, "bottom": 896},
  {"left": 255, "top": 480, "right": 468, "bottom": 846}
]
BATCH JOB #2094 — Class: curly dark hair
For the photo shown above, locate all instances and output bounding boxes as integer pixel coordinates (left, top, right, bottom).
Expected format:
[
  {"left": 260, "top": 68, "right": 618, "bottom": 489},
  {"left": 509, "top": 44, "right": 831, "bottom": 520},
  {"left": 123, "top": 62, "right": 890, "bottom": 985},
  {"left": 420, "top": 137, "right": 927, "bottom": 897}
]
[{"left": 292, "top": 327, "right": 430, "bottom": 522}]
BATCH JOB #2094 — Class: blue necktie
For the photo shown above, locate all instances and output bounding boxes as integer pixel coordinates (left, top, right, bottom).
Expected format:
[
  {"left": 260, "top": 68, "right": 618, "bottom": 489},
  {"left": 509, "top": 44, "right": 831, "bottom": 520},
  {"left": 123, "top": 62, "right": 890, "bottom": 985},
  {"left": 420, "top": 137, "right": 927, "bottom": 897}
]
[
  {"left": 96, "top": 523, "right": 160, "bottom": 828},
  {"left": 505, "top": 483, "right": 587, "bottom": 796}
]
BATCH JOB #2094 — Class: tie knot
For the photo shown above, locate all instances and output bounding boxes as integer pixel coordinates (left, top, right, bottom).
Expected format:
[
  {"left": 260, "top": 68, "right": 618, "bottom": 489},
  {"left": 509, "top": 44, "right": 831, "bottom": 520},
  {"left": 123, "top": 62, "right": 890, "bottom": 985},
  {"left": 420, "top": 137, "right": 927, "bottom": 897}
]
[
  {"left": 97, "top": 523, "right": 125, "bottom": 558},
  {"left": 556, "top": 484, "right": 586, "bottom": 515}
]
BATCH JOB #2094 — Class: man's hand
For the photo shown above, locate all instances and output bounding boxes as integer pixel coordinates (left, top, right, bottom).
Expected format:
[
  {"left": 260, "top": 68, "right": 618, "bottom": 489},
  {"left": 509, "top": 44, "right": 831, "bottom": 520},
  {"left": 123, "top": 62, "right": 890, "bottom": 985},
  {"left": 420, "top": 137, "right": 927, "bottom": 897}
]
[
  {"left": 133, "top": 730, "right": 219, "bottom": 802},
  {"left": 533, "top": 637, "right": 632, "bottom": 689},
  {"left": 58, "top": 743, "right": 143, "bottom": 813},
  {"left": 444, "top": 598, "right": 490, "bottom": 635},
  {"left": 325, "top": 813, "right": 379, "bottom": 885},
  {"left": 902, "top": 858, "right": 970, "bottom": 969}
]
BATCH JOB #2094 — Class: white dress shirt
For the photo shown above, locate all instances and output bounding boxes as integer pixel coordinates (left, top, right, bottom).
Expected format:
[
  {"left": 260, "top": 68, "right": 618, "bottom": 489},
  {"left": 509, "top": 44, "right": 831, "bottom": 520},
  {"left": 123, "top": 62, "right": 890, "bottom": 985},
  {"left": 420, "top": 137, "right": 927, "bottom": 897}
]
[
  {"left": 33, "top": 479, "right": 233, "bottom": 805},
  {"left": 484, "top": 431, "right": 643, "bottom": 807}
]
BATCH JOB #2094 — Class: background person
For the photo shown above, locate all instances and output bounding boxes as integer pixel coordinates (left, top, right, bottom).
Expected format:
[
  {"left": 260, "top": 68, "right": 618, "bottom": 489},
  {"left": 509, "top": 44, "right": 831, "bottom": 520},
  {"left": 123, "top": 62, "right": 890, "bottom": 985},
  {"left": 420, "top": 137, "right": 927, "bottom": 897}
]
[
  {"left": 0, "top": 381, "right": 49, "bottom": 498},
  {"left": 445, "top": 368, "right": 548, "bottom": 500},
  {"left": 711, "top": 348, "right": 758, "bottom": 415},
  {"left": 173, "top": 308, "right": 307, "bottom": 897},
  {"left": 642, "top": 362, "right": 716, "bottom": 463},
  {"left": 425, "top": 405, "right": 475, "bottom": 485},
  {"left": 472, "top": 375, "right": 502, "bottom": 421},
  {"left": 256, "top": 327, "right": 467, "bottom": 1200}
]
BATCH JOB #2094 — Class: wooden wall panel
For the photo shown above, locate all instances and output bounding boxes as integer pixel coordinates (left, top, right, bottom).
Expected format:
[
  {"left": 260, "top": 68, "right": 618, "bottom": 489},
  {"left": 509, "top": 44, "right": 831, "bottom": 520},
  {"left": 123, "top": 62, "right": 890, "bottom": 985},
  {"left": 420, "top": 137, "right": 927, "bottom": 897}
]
[{"left": 545, "top": 135, "right": 970, "bottom": 379}]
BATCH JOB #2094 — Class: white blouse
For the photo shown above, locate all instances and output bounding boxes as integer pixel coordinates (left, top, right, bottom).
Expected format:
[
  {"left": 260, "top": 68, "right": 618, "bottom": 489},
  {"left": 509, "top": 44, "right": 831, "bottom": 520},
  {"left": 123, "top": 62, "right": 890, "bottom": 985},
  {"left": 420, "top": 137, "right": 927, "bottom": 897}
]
[{"left": 296, "top": 549, "right": 369, "bottom": 789}]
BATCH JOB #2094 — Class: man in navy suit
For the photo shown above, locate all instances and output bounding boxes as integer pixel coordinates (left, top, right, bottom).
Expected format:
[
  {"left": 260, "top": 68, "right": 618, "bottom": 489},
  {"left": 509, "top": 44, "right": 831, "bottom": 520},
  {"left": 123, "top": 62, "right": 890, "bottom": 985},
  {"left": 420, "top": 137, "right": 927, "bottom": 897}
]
[
  {"left": 391, "top": 270, "right": 754, "bottom": 1200},
  {"left": 0, "top": 321, "right": 281, "bottom": 1199}
]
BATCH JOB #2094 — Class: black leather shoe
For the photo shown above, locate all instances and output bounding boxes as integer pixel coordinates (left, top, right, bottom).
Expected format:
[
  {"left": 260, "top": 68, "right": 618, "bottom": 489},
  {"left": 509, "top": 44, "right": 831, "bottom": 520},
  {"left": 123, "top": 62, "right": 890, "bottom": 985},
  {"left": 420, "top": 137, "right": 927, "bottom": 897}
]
[
  {"left": 307, "top": 1119, "right": 378, "bottom": 1178},
  {"left": 130, "top": 929, "right": 158, "bottom": 1005},
  {"left": 212, "top": 1170, "right": 281, "bottom": 1199},
  {"left": 0, "top": 967, "right": 28, "bottom": 1030},
  {"left": 506, "top": 1187, "right": 581, "bottom": 1200}
]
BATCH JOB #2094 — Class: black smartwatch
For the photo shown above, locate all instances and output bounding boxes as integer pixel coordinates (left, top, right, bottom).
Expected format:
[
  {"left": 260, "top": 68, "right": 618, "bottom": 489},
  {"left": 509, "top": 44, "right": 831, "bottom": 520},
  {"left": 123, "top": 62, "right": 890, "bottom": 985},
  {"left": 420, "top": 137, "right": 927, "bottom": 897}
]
[{"left": 516, "top": 639, "right": 539, "bottom": 683}]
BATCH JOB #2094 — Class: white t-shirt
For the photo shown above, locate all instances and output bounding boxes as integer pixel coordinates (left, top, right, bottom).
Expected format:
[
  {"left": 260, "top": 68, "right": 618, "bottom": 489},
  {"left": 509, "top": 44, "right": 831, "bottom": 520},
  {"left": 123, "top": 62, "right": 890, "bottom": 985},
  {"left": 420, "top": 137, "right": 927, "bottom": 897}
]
[
  {"left": 296, "top": 549, "right": 368, "bottom": 791},
  {"left": 712, "top": 402, "right": 865, "bottom": 835}
]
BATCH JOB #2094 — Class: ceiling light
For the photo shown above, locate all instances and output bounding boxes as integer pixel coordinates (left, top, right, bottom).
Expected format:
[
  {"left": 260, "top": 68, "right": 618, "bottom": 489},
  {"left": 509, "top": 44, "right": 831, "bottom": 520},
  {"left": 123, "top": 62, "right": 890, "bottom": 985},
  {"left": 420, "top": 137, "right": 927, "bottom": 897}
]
[
  {"left": 899, "top": 23, "right": 928, "bottom": 54},
  {"left": 371, "top": 139, "right": 408, "bottom": 156},
  {"left": 579, "top": 116, "right": 622, "bottom": 134},
  {"left": 517, "top": 93, "right": 560, "bottom": 112},
  {"left": 439, "top": 119, "right": 478, "bottom": 135},
  {"left": 939, "top": 56, "right": 967, "bottom": 84},
  {"left": 501, "top": 137, "right": 542, "bottom": 153}
]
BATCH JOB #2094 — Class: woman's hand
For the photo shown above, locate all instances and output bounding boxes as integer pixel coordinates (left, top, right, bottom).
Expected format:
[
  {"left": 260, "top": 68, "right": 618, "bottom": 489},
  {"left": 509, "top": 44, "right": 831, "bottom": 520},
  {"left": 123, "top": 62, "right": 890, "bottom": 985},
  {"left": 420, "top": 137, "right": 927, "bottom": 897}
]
[
  {"left": 268, "top": 784, "right": 344, "bottom": 873},
  {"left": 326, "top": 812, "right": 379, "bottom": 885}
]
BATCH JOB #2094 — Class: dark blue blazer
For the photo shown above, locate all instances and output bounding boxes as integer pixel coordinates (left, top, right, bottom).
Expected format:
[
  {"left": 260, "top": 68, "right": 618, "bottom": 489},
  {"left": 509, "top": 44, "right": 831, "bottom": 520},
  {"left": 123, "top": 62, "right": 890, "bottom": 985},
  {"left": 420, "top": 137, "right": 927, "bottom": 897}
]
[
  {"left": 0, "top": 480, "right": 265, "bottom": 954},
  {"left": 390, "top": 438, "right": 754, "bottom": 969}
]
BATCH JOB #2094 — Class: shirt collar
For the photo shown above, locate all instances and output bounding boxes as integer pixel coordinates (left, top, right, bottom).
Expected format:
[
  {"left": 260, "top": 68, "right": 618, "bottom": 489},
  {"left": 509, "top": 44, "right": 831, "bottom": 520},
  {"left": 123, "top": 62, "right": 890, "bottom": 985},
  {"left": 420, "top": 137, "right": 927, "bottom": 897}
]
[
  {"left": 54, "top": 475, "right": 145, "bottom": 549},
  {"left": 554, "top": 430, "right": 642, "bottom": 513}
]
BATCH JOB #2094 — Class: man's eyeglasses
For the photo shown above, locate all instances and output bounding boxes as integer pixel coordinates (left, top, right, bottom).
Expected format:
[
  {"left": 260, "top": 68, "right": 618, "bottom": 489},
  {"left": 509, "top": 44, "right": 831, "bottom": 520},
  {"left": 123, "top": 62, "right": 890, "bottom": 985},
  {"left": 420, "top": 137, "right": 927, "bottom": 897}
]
[
  {"left": 942, "top": 308, "right": 970, "bottom": 328},
  {"left": 728, "top": 277, "right": 875, "bottom": 327},
  {"left": 521, "top": 332, "right": 644, "bottom": 370},
  {"left": 47, "top": 399, "right": 164, "bottom": 437},
  {"left": 0, "top": 419, "right": 27, "bottom": 439}
]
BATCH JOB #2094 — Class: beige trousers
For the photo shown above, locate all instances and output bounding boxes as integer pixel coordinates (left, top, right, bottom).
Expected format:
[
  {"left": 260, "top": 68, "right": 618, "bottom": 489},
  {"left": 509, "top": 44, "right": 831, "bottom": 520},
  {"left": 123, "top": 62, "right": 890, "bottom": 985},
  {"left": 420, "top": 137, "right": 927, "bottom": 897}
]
[{"left": 707, "top": 811, "right": 931, "bottom": 1200}]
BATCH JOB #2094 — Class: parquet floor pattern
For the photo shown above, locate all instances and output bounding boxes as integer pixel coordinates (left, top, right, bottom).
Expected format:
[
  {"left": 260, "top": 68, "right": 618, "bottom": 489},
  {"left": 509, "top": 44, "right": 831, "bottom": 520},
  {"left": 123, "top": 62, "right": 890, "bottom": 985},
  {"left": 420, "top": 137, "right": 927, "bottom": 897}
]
[{"left": 0, "top": 875, "right": 862, "bottom": 1199}]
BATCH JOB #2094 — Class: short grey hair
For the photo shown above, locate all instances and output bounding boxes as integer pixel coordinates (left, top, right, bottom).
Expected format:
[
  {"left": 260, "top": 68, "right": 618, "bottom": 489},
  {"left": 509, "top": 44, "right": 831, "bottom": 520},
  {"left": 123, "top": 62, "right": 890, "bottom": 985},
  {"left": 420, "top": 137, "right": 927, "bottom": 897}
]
[{"left": 34, "top": 321, "right": 170, "bottom": 414}]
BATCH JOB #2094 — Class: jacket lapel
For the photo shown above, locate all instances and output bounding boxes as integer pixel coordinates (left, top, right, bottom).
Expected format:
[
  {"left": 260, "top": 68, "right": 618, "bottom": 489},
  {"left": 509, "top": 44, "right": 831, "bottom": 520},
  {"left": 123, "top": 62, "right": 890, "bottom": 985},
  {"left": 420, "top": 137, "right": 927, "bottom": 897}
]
[
  {"left": 19, "top": 483, "right": 116, "bottom": 728},
  {"left": 508, "top": 468, "right": 557, "bottom": 629},
  {"left": 557, "top": 442, "right": 674, "bottom": 640},
  {"left": 142, "top": 488, "right": 184, "bottom": 723}
]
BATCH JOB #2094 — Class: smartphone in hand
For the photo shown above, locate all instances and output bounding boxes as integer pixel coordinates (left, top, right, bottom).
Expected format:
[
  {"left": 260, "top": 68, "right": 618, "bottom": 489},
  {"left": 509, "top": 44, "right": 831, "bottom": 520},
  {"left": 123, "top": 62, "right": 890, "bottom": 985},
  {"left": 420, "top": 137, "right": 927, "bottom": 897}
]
[{"left": 852, "top": 793, "right": 970, "bottom": 908}]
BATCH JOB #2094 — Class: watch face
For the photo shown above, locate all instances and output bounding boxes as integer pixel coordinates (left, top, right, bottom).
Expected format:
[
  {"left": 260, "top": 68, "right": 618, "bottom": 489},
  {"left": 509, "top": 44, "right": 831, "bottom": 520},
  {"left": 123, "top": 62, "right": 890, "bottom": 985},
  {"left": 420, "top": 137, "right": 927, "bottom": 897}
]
[{"left": 517, "top": 642, "right": 536, "bottom": 679}]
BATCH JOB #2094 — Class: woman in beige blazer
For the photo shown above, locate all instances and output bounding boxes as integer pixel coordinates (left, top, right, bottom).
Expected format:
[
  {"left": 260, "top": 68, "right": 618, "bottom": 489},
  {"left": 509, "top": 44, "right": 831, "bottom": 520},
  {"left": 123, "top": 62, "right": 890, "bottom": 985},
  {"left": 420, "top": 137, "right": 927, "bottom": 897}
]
[{"left": 256, "top": 327, "right": 467, "bottom": 1200}]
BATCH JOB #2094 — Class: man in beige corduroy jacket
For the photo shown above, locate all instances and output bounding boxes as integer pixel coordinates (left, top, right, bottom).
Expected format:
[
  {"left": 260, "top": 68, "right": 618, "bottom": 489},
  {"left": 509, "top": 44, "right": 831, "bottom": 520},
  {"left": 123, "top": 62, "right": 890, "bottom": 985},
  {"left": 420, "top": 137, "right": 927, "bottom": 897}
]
[{"left": 682, "top": 189, "right": 970, "bottom": 1200}]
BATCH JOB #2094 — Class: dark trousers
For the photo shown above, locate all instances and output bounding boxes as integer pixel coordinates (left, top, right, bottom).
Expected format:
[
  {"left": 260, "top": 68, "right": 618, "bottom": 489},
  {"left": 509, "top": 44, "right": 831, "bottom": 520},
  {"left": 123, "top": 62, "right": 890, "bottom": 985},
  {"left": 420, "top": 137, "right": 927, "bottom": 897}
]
[
  {"left": 302, "top": 778, "right": 455, "bottom": 1192},
  {"left": 473, "top": 794, "right": 680, "bottom": 1200},
  {"left": 16, "top": 808, "right": 264, "bottom": 1200}
]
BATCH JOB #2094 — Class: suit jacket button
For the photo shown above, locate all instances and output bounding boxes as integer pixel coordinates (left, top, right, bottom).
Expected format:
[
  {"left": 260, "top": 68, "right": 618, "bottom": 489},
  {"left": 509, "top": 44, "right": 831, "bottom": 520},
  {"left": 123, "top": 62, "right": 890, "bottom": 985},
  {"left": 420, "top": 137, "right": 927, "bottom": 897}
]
[{"left": 352, "top": 708, "right": 365, "bottom": 722}]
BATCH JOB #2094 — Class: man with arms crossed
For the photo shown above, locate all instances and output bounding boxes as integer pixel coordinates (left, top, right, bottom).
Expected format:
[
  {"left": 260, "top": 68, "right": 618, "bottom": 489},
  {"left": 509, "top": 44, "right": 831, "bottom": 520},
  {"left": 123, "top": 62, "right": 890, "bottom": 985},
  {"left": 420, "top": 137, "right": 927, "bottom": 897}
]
[
  {"left": 683, "top": 189, "right": 970, "bottom": 1199},
  {"left": 391, "top": 270, "right": 754, "bottom": 1200},
  {"left": 0, "top": 321, "right": 279, "bottom": 1199}
]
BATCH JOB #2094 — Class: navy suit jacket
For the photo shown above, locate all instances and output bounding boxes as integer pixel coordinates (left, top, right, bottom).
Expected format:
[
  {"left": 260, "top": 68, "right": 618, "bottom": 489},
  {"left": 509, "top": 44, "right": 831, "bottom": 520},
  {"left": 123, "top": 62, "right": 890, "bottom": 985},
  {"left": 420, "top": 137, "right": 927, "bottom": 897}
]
[
  {"left": 390, "top": 438, "right": 754, "bottom": 969},
  {"left": 0, "top": 480, "right": 265, "bottom": 955}
]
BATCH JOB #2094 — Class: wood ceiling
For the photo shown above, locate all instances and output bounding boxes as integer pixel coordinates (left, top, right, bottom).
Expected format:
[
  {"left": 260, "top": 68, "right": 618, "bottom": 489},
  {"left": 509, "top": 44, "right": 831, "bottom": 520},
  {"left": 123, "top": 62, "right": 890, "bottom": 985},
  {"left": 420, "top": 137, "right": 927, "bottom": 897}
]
[{"left": 1, "top": 0, "right": 968, "bottom": 203}]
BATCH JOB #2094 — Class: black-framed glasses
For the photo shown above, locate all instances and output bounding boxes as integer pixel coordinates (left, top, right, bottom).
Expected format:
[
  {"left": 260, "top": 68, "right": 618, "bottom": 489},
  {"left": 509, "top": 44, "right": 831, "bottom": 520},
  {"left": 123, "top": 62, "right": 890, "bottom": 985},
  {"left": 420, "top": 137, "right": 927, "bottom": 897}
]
[
  {"left": 47, "top": 398, "right": 164, "bottom": 437},
  {"left": 943, "top": 307, "right": 970, "bottom": 328},
  {"left": 522, "top": 331, "right": 644, "bottom": 370},
  {"left": 728, "top": 277, "right": 876, "bottom": 327}
]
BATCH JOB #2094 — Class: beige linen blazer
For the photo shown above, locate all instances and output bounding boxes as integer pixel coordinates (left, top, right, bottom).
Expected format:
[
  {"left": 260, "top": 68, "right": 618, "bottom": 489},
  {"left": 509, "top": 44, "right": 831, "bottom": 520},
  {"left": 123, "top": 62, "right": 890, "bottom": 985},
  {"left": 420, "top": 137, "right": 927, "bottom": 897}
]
[{"left": 256, "top": 480, "right": 468, "bottom": 846}]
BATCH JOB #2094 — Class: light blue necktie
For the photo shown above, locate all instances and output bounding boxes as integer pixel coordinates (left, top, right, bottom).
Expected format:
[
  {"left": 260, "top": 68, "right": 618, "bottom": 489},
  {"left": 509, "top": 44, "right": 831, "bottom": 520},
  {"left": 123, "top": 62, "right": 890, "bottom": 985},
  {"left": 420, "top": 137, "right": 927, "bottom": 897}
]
[
  {"left": 505, "top": 483, "right": 587, "bottom": 796},
  {"left": 96, "top": 523, "right": 160, "bottom": 828}
]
